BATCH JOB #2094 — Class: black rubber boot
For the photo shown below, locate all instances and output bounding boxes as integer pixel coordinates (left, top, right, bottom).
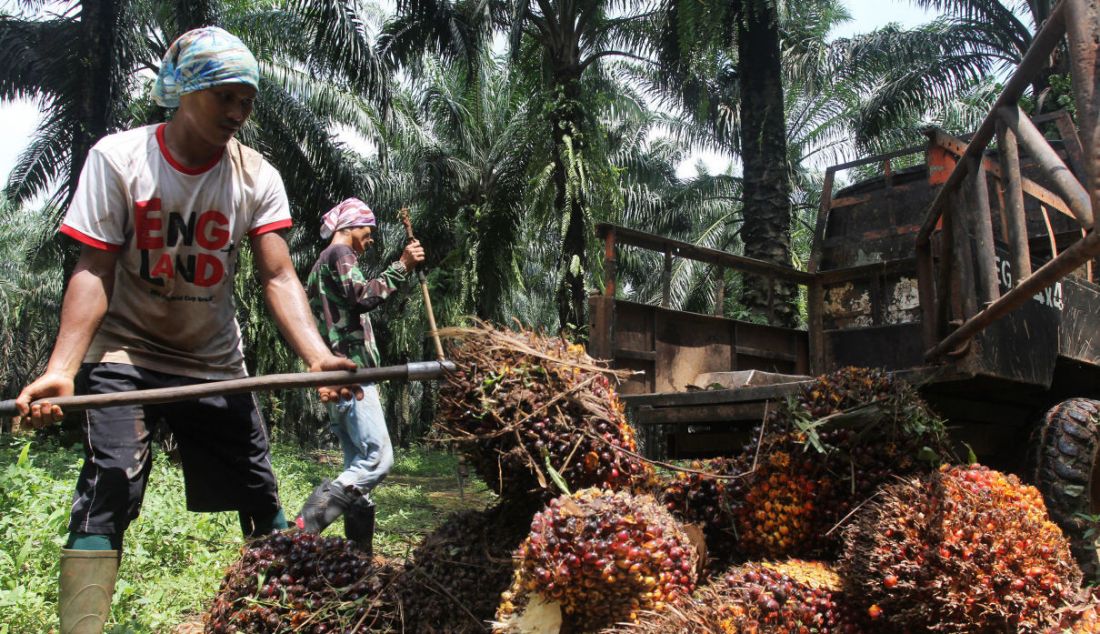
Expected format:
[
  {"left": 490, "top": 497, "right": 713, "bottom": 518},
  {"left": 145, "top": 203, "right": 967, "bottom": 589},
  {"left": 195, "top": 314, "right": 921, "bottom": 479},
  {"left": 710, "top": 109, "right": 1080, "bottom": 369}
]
[
  {"left": 295, "top": 479, "right": 356, "bottom": 534},
  {"left": 344, "top": 496, "right": 376, "bottom": 556}
]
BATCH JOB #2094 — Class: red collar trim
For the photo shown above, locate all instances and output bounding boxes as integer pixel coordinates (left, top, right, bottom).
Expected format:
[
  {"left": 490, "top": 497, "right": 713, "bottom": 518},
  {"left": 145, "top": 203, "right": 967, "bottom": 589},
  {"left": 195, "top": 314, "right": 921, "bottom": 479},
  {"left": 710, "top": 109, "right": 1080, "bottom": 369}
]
[{"left": 156, "top": 124, "right": 225, "bottom": 175}]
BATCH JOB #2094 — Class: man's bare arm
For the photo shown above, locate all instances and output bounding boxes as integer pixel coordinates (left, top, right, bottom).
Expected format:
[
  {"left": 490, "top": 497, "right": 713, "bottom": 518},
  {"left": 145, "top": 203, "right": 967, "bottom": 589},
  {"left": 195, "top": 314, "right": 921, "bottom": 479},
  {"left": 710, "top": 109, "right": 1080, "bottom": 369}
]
[{"left": 16, "top": 245, "right": 118, "bottom": 425}]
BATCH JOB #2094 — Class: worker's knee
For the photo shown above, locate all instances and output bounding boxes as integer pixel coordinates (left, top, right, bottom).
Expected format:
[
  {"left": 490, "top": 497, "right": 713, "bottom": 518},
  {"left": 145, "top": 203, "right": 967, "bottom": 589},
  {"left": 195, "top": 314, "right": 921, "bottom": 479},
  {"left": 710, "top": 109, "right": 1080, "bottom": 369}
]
[{"left": 376, "top": 442, "right": 394, "bottom": 477}]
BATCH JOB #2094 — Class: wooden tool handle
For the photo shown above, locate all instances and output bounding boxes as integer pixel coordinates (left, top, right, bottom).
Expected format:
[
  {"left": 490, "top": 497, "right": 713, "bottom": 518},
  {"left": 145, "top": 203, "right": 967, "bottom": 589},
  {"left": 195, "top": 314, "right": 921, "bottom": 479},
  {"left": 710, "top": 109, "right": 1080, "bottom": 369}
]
[
  {"left": 400, "top": 207, "right": 416, "bottom": 240},
  {"left": 0, "top": 361, "right": 456, "bottom": 417},
  {"left": 397, "top": 207, "right": 446, "bottom": 361}
]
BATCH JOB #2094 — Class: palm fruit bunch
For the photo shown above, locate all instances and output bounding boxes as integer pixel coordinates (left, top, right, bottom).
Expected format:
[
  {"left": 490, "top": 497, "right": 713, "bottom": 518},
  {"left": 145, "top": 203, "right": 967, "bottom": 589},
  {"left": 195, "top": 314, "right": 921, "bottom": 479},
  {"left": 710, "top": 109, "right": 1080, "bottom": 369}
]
[
  {"left": 793, "top": 366, "right": 900, "bottom": 418},
  {"left": 660, "top": 457, "right": 741, "bottom": 565},
  {"left": 395, "top": 501, "right": 538, "bottom": 633},
  {"left": 724, "top": 444, "right": 827, "bottom": 559},
  {"left": 204, "top": 532, "right": 400, "bottom": 634},
  {"left": 495, "top": 487, "right": 699, "bottom": 632},
  {"left": 602, "top": 560, "right": 868, "bottom": 633},
  {"left": 437, "top": 323, "right": 651, "bottom": 498},
  {"left": 725, "top": 367, "right": 948, "bottom": 559},
  {"left": 841, "top": 463, "right": 1082, "bottom": 632},
  {"left": 709, "top": 560, "right": 867, "bottom": 633}
]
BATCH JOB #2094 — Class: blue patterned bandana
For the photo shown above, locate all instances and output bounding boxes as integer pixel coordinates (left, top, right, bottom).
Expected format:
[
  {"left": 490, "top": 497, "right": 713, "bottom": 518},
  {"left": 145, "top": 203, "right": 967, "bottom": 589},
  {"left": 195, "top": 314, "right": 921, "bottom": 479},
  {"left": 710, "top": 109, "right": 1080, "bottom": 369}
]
[{"left": 153, "top": 27, "right": 259, "bottom": 108}]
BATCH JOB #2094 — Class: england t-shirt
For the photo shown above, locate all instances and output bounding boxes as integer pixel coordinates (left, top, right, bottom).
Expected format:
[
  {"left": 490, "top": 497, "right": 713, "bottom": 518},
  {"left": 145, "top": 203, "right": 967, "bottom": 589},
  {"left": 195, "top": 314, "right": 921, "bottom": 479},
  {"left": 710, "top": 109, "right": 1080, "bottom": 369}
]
[{"left": 61, "top": 124, "right": 292, "bottom": 380}]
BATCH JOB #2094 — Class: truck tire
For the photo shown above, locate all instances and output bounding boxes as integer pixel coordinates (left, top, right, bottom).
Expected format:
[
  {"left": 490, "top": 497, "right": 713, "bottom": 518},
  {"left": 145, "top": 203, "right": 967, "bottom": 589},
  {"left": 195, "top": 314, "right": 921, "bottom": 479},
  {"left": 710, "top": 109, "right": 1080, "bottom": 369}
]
[{"left": 1030, "top": 398, "right": 1100, "bottom": 580}]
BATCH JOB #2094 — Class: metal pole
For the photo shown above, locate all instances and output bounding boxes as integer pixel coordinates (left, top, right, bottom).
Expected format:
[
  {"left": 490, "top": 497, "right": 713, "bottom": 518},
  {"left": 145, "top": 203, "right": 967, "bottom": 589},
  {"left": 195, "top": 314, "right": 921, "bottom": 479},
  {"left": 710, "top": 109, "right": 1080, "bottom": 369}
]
[
  {"left": 927, "top": 232, "right": 1100, "bottom": 360},
  {"left": 1064, "top": 0, "right": 1100, "bottom": 223},
  {"left": 807, "top": 168, "right": 835, "bottom": 374},
  {"left": 917, "top": 1, "right": 1067, "bottom": 247},
  {"left": 808, "top": 280, "right": 826, "bottom": 374},
  {"left": 661, "top": 249, "right": 672, "bottom": 308},
  {"left": 996, "top": 119, "right": 1033, "bottom": 283},
  {"left": 952, "top": 186, "right": 979, "bottom": 320},
  {"left": 916, "top": 240, "right": 937, "bottom": 348},
  {"left": 713, "top": 267, "right": 725, "bottom": 316},
  {"left": 1051, "top": 111, "right": 1087, "bottom": 179},
  {"left": 603, "top": 228, "right": 617, "bottom": 297},
  {"left": 0, "top": 360, "right": 457, "bottom": 417},
  {"left": 935, "top": 207, "right": 956, "bottom": 337},
  {"left": 968, "top": 158, "right": 1001, "bottom": 306},
  {"left": 999, "top": 105, "right": 1094, "bottom": 228}
]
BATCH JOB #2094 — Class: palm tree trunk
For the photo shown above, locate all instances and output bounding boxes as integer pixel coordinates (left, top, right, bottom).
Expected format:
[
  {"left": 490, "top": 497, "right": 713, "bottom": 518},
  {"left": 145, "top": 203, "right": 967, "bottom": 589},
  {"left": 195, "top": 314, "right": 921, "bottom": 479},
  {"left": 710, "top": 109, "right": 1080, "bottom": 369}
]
[
  {"left": 69, "top": 0, "right": 119, "bottom": 205},
  {"left": 61, "top": 0, "right": 122, "bottom": 278},
  {"left": 736, "top": 0, "right": 797, "bottom": 327},
  {"left": 550, "top": 75, "right": 589, "bottom": 338},
  {"left": 175, "top": 0, "right": 218, "bottom": 34}
]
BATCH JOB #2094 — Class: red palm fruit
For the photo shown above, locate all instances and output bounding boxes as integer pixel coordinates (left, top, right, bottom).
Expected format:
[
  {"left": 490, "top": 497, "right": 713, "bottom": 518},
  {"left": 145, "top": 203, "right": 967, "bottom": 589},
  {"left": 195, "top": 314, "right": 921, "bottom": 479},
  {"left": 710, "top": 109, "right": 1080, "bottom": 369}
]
[
  {"left": 841, "top": 464, "right": 1082, "bottom": 632},
  {"left": 204, "top": 532, "right": 400, "bottom": 633},
  {"left": 600, "top": 559, "right": 870, "bottom": 633},
  {"left": 396, "top": 500, "right": 538, "bottom": 634},
  {"left": 496, "top": 488, "right": 699, "bottom": 632},
  {"left": 437, "top": 324, "right": 654, "bottom": 500}
]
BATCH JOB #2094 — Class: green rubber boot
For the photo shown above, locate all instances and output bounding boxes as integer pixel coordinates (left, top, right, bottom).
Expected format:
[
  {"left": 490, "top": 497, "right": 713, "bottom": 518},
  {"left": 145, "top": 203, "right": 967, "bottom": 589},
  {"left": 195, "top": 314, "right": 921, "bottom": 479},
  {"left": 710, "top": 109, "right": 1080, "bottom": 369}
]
[{"left": 59, "top": 549, "right": 119, "bottom": 634}]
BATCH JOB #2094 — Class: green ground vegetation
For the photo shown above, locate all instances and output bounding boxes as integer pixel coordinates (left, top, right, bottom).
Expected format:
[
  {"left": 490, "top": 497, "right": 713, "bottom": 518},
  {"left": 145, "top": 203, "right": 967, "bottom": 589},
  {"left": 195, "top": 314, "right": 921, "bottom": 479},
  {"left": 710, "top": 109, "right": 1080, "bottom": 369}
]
[{"left": 0, "top": 434, "right": 491, "bottom": 633}]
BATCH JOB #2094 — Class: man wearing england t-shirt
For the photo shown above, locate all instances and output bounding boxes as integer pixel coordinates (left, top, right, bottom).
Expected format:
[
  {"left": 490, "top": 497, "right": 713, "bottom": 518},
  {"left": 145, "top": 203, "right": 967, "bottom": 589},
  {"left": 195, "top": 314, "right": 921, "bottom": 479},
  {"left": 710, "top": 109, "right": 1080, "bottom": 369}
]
[{"left": 14, "top": 27, "right": 360, "bottom": 634}]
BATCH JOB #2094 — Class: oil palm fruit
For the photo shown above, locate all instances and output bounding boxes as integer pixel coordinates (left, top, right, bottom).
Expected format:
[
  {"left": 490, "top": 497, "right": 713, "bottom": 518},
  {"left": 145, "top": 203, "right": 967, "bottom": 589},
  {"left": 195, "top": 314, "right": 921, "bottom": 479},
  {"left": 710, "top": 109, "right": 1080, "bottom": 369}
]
[
  {"left": 601, "top": 559, "right": 868, "bottom": 633},
  {"left": 438, "top": 324, "right": 652, "bottom": 499},
  {"left": 841, "top": 464, "right": 1081, "bottom": 632},
  {"left": 396, "top": 501, "right": 538, "bottom": 633},
  {"left": 1042, "top": 589, "right": 1100, "bottom": 633},
  {"left": 495, "top": 488, "right": 699, "bottom": 632},
  {"left": 726, "top": 367, "right": 949, "bottom": 560},
  {"left": 660, "top": 457, "right": 740, "bottom": 565},
  {"left": 204, "top": 532, "right": 399, "bottom": 634}
]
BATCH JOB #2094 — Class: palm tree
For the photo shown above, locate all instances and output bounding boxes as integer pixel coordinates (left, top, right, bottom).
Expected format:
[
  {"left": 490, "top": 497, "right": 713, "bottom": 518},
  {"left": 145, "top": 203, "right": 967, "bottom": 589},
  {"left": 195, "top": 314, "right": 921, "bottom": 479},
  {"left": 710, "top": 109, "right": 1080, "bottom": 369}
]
[
  {"left": 391, "top": 54, "right": 537, "bottom": 324},
  {"left": 385, "top": 0, "right": 661, "bottom": 336},
  {"left": 614, "top": 22, "right": 859, "bottom": 325},
  {"left": 649, "top": 0, "right": 821, "bottom": 326},
  {"left": 0, "top": 198, "right": 64, "bottom": 419},
  {"left": 645, "top": 0, "right": 854, "bottom": 326},
  {"left": 1, "top": 1, "right": 143, "bottom": 209},
  {"left": 1, "top": 0, "right": 388, "bottom": 231},
  {"left": 834, "top": 0, "right": 1057, "bottom": 149}
]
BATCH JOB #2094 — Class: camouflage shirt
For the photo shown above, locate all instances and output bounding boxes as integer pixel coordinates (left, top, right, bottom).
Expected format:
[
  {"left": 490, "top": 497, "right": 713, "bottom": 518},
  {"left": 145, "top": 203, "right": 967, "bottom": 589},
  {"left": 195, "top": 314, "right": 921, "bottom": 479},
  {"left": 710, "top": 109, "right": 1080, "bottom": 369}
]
[{"left": 307, "top": 244, "right": 407, "bottom": 368}]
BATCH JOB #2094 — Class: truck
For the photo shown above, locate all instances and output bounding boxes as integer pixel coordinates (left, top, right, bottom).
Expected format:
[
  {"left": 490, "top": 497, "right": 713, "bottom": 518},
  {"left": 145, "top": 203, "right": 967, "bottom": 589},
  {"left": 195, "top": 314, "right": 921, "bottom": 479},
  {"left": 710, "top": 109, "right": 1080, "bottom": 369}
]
[{"left": 587, "top": 0, "right": 1100, "bottom": 577}]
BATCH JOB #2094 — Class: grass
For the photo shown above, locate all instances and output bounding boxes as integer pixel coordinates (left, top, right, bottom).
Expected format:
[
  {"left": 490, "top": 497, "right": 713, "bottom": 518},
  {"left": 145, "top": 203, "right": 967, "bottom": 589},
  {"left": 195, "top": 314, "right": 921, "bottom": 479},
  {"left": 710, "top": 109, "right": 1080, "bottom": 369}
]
[{"left": 0, "top": 434, "right": 493, "bottom": 633}]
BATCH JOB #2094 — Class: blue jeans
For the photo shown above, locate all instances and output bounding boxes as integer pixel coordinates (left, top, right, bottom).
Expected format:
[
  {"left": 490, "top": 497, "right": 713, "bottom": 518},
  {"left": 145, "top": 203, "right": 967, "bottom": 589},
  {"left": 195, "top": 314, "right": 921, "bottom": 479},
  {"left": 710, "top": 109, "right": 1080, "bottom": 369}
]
[{"left": 329, "top": 384, "right": 394, "bottom": 495}]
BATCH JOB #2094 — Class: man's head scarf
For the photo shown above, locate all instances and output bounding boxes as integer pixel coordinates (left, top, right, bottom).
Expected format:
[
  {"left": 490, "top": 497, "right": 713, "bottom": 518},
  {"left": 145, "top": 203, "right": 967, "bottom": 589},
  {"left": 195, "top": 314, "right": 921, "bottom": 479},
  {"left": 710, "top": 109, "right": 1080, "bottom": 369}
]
[
  {"left": 321, "top": 198, "right": 377, "bottom": 239},
  {"left": 153, "top": 27, "right": 259, "bottom": 108}
]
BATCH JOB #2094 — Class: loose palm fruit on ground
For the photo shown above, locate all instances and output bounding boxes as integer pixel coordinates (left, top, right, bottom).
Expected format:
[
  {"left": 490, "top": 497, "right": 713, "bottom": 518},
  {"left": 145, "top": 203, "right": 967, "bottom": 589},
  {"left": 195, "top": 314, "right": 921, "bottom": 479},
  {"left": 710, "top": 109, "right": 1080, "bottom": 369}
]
[
  {"left": 496, "top": 488, "right": 699, "bottom": 632},
  {"left": 841, "top": 463, "right": 1082, "bottom": 633},
  {"left": 437, "top": 324, "right": 652, "bottom": 499},
  {"left": 395, "top": 500, "right": 538, "bottom": 633},
  {"left": 204, "top": 531, "right": 400, "bottom": 634},
  {"left": 601, "top": 559, "right": 868, "bottom": 633}
]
